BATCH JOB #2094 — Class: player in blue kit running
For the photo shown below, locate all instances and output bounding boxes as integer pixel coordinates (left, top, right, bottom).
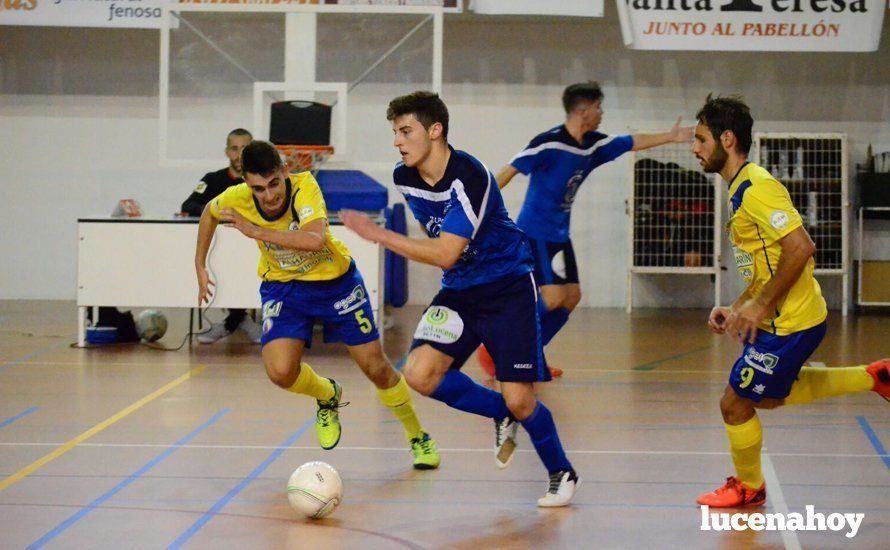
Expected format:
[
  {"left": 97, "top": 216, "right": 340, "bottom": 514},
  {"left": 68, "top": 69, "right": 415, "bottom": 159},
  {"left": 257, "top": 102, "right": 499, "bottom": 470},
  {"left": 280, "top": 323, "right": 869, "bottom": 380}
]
[
  {"left": 477, "top": 81, "right": 693, "bottom": 376},
  {"left": 342, "top": 91, "right": 579, "bottom": 507}
]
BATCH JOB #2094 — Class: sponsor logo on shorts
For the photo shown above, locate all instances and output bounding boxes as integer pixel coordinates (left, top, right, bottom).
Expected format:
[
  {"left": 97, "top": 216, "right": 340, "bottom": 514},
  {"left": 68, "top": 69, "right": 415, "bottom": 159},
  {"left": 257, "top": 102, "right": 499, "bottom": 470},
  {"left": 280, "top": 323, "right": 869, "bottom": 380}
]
[
  {"left": 753, "top": 383, "right": 766, "bottom": 395},
  {"left": 262, "top": 300, "right": 282, "bottom": 320},
  {"left": 513, "top": 363, "right": 534, "bottom": 370},
  {"left": 414, "top": 306, "right": 463, "bottom": 344},
  {"left": 425, "top": 307, "right": 448, "bottom": 325},
  {"left": 334, "top": 285, "right": 368, "bottom": 315},
  {"left": 744, "top": 348, "right": 779, "bottom": 375},
  {"left": 263, "top": 318, "right": 273, "bottom": 335},
  {"left": 550, "top": 250, "right": 566, "bottom": 280}
]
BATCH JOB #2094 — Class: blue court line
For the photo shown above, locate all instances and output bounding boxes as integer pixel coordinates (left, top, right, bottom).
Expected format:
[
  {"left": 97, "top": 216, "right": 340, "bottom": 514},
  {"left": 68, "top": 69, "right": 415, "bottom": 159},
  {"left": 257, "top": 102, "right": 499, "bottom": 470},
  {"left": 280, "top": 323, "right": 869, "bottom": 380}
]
[
  {"left": 168, "top": 417, "right": 315, "bottom": 549},
  {"left": 0, "top": 407, "right": 39, "bottom": 429},
  {"left": 27, "top": 408, "right": 230, "bottom": 550},
  {"left": 0, "top": 342, "right": 68, "bottom": 373},
  {"left": 856, "top": 416, "right": 890, "bottom": 469}
]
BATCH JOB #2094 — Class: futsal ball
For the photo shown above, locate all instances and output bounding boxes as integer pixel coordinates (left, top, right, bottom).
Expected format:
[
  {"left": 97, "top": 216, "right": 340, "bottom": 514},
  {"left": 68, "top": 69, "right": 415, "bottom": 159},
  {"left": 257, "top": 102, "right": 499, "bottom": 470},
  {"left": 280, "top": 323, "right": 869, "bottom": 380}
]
[
  {"left": 287, "top": 461, "right": 343, "bottom": 519},
  {"left": 135, "top": 309, "right": 168, "bottom": 342}
]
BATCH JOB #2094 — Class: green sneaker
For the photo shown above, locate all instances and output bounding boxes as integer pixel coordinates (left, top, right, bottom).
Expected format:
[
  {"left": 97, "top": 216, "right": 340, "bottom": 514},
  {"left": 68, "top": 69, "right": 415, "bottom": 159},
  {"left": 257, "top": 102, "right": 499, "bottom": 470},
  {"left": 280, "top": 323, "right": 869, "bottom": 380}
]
[
  {"left": 410, "top": 431, "right": 441, "bottom": 470},
  {"left": 316, "top": 379, "right": 344, "bottom": 450}
]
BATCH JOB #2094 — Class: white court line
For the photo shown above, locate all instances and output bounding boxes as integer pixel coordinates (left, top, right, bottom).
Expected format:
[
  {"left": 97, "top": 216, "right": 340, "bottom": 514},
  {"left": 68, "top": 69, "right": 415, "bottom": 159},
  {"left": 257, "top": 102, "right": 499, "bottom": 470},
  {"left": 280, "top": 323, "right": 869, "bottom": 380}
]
[
  {"left": 762, "top": 451, "right": 802, "bottom": 550},
  {"left": 15, "top": 363, "right": 727, "bottom": 374},
  {"left": 0, "top": 442, "right": 886, "bottom": 458}
]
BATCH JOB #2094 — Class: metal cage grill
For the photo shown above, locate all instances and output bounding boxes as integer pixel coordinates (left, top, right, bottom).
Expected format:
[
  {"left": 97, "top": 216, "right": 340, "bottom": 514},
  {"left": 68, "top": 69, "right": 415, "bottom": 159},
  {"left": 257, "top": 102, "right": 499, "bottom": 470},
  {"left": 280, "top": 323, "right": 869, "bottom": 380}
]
[
  {"left": 631, "top": 145, "right": 717, "bottom": 269},
  {"left": 755, "top": 135, "right": 845, "bottom": 270},
  {"left": 753, "top": 132, "right": 849, "bottom": 315},
  {"left": 626, "top": 143, "right": 722, "bottom": 312}
]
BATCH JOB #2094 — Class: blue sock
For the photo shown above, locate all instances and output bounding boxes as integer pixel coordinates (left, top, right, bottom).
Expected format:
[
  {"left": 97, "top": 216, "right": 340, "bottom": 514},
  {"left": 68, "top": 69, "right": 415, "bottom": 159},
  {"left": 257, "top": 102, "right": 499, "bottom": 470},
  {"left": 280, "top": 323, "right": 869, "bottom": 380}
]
[
  {"left": 521, "top": 402, "right": 572, "bottom": 474},
  {"left": 539, "top": 304, "right": 570, "bottom": 346},
  {"left": 430, "top": 370, "right": 510, "bottom": 420}
]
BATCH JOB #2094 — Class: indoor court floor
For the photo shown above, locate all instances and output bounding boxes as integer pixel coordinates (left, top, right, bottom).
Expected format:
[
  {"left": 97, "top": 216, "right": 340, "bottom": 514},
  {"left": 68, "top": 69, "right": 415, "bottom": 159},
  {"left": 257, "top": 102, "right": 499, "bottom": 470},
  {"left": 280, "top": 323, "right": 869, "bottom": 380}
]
[{"left": 0, "top": 300, "right": 887, "bottom": 549}]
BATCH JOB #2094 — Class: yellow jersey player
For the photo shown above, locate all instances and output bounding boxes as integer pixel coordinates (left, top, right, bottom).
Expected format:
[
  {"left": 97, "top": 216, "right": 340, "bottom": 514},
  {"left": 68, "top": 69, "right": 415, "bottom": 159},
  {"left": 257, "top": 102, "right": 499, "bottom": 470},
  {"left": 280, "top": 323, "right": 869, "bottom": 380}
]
[
  {"left": 691, "top": 95, "right": 888, "bottom": 508},
  {"left": 194, "top": 140, "right": 440, "bottom": 469}
]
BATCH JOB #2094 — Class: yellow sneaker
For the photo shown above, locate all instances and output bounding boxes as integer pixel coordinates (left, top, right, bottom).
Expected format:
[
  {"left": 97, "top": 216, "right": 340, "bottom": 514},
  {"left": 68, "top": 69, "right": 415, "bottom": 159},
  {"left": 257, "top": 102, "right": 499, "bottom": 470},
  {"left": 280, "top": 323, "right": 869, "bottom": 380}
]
[
  {"left": 316, "top": 379, "right": 344, "bottom": 450},
  {"left": 410, "top": 431, "right": 440, "bottom": 470}
]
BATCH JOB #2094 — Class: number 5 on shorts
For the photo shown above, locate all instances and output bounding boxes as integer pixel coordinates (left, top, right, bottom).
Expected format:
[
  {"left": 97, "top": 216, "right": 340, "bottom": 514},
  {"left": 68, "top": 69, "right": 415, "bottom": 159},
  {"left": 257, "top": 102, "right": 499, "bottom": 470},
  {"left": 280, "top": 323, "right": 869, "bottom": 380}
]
[{"left": 355, "top": 310, "right": 373, "bottom": 334}]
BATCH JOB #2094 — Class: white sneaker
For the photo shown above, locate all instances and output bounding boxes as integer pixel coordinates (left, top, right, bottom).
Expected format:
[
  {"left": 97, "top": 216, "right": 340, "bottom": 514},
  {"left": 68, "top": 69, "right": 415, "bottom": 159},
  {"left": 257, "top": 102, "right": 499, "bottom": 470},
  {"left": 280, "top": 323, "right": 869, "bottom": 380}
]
[
  {"left": 238, "top": 317, "right": 262, "bottom": 344},
  {"left": 537, "top": 469, "right": 580, "bottom": 508},
  {"left": 196, "top": 323, "right": 232, "bottom": 344},
  {"left": 494, "top": 417, "right": 519, "bottom": 469}
]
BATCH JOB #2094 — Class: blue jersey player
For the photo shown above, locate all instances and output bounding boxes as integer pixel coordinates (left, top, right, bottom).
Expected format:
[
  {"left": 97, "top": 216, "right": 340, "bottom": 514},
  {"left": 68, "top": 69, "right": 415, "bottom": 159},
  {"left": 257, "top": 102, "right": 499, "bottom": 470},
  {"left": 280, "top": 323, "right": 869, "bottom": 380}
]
[
  {"left": 342, "top": 91, "right": 579, "bottom": 507},
  {"left": 479, "top": 82, "right": 693, "bottom": 376}
]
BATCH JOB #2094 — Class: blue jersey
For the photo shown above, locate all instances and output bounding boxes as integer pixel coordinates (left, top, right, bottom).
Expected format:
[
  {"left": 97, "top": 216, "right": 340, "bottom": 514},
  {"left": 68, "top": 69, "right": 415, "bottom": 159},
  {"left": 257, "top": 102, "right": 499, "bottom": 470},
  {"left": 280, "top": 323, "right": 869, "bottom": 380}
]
[
  {"left": 511, "top": 125, "right": 634, "bottom": 242},
  {"left": 394, "top": 147, "right": 533, "bottom": 290}
]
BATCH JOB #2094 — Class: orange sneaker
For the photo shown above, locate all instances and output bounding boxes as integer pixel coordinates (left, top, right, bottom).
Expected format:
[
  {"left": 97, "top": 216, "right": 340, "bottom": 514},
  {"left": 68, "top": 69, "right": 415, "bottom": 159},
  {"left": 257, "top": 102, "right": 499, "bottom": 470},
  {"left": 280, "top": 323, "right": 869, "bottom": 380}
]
[
  {"left": 548, "top": 365, "right": 564, "bottom": 378},
  {"left": 477, "top": 345, "right": 496, "bottom": 377},
  {"left": 866, "top": 358, "right": 890, "bottom": 401},
  {"left": 696, "top": 477, "right": 766, "bottom": 508}
]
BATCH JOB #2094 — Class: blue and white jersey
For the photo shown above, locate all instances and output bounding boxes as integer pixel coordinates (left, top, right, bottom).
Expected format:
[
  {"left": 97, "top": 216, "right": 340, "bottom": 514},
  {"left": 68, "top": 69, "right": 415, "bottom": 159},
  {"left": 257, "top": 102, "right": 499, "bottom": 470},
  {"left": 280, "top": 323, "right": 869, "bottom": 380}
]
[
  {"left": 512, "top": 125, "right": 634, "bottom": 242},
  {"left": 394, "top": 147, "right": 533, "bottom": 290}
]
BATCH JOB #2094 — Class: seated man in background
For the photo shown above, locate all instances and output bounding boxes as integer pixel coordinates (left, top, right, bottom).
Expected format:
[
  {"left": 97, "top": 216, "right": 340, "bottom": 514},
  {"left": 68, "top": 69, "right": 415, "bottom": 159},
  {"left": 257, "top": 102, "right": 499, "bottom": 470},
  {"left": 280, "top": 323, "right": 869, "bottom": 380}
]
[{"left": 181, "top": 128, "right": 262, "bottom": 344}]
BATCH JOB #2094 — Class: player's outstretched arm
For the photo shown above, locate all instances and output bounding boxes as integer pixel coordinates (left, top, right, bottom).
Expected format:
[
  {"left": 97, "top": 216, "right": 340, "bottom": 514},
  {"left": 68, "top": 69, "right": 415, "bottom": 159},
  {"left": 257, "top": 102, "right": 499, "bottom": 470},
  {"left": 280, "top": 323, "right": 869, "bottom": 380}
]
[
  {"left": 631, "top": 117, "right": 694, "bottom": 151},
  {"left": 195, "top": 204, "right": 219, "bottom": 306},
  {"left": 496, "top": 165, "right": 519, "bottom": 189},
  {"left": 341, "top": 209, "right": 469, "bottom": 270}
]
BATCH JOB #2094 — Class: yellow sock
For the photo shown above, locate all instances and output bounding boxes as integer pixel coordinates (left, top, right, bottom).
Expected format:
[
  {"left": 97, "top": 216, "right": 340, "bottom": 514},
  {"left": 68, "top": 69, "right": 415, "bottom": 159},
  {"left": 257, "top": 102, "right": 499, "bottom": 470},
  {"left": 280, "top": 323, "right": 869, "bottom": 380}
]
[
  {"left": 377, "top": 374, "right": 423, "bottom": 441},
  {"left": 286, "top": 362, "right": 335, "bottom": 401},
  {"left": 784, "top": 366, "right": 873, "bottom": 405},
  {"left": 725, "top": 414, "right": 764, "bottom": 490}
]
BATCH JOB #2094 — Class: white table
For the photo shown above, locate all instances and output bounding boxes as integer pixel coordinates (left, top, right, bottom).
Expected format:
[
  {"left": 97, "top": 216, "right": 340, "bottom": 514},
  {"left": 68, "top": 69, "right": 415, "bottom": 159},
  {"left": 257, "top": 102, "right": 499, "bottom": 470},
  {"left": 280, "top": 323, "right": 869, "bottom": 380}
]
[{"left": 76, "top": 218, "right": 383, "bottom": 346}]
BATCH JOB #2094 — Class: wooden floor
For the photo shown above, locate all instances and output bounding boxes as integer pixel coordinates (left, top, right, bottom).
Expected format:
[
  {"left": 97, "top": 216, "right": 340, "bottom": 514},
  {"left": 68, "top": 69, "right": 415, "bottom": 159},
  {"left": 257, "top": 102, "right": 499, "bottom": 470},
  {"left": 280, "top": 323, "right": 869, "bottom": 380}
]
[{"left": 0, "top": 300, "right": 887, "bottom": 549}]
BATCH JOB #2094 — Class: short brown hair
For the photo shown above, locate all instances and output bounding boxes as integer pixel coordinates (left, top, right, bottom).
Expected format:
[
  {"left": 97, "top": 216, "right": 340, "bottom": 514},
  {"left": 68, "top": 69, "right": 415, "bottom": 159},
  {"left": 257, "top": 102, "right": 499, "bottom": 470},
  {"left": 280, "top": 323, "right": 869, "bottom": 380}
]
[
  {"left": 696, "top": 94, "right": 754, "bottom": 155},
  {"left": 240, "top": 140, "right": 283, "bottom": 177},
  {"left": 386, "top": 91, "right": 449, "bottom": 140}
]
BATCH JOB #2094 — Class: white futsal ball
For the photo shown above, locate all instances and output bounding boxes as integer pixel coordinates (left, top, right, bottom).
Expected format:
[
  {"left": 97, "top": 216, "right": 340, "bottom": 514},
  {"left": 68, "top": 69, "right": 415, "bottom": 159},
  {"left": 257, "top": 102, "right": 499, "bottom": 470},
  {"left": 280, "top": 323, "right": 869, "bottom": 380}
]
[
  {"left": 135, "top": 309, "right": 168, "bottom": 342},
  {"left": 287, "top": 461, "right": 343, "bottom": 519}
]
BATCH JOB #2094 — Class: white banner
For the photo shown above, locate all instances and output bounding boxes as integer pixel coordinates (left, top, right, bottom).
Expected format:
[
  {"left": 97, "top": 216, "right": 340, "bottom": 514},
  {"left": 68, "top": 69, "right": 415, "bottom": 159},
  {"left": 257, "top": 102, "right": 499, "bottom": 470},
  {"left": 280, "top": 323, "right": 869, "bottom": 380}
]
[
  {"left": 616, "top": 0, "right": 885, "bottom": 51},
  {"left": 175, "top": 0, "right": 462, "bottom": 11},
  {"left": 0, "top": 0, "right": 170, "bottom": 28},
  {"left": 471, "top": 0, "right": 604, "bottom": 17}
]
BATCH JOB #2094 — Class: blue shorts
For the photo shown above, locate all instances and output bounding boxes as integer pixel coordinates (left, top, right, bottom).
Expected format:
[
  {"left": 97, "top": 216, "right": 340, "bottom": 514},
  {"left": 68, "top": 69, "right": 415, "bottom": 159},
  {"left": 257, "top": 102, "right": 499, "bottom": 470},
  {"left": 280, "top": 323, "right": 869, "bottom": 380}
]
[
  {"left": 729, "top": 321, "right": 827, "bottom": 402},
  {"left": 259, "top": 263, "right": 379, "bottom": 348},
  {"left": 530, "top": 237, "right": 579, "bottom": 286},
  {"left": 410, "top": 272, "right": 550, "bottom": 383}
]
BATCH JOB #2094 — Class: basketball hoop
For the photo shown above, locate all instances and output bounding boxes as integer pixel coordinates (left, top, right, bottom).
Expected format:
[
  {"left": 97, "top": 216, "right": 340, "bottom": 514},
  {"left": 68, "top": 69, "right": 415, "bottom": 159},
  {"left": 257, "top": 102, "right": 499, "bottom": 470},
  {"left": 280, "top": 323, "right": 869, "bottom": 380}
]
[{"left": 276, "top": 145, "right": 334, "bottom": 176}]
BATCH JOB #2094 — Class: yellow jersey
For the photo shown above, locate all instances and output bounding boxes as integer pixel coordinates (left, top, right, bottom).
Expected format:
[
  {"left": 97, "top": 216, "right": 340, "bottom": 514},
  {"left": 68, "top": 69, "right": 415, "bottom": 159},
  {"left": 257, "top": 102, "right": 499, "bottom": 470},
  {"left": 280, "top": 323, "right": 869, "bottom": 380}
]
[
  {"left": 209, "top": 172, "right": 353, "bottom": 282},
  {"left": 726, "top": 162, "right": 827, "bottom": 335}
]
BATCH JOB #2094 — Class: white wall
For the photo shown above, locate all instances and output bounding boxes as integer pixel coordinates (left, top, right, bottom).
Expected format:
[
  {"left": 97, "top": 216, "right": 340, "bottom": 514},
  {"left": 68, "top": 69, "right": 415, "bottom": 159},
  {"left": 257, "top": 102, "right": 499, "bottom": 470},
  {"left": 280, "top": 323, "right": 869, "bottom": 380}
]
[{"left": 2, "top": 9, "right": 889, "bottom": 309}]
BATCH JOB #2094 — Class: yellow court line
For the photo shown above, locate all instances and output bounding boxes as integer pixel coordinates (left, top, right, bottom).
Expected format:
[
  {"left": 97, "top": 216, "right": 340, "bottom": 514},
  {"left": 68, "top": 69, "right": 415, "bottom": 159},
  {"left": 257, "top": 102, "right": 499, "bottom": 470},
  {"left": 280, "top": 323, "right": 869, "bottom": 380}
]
[{"left": 0, "top": 365, "right": 205, "bottom": 493}]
